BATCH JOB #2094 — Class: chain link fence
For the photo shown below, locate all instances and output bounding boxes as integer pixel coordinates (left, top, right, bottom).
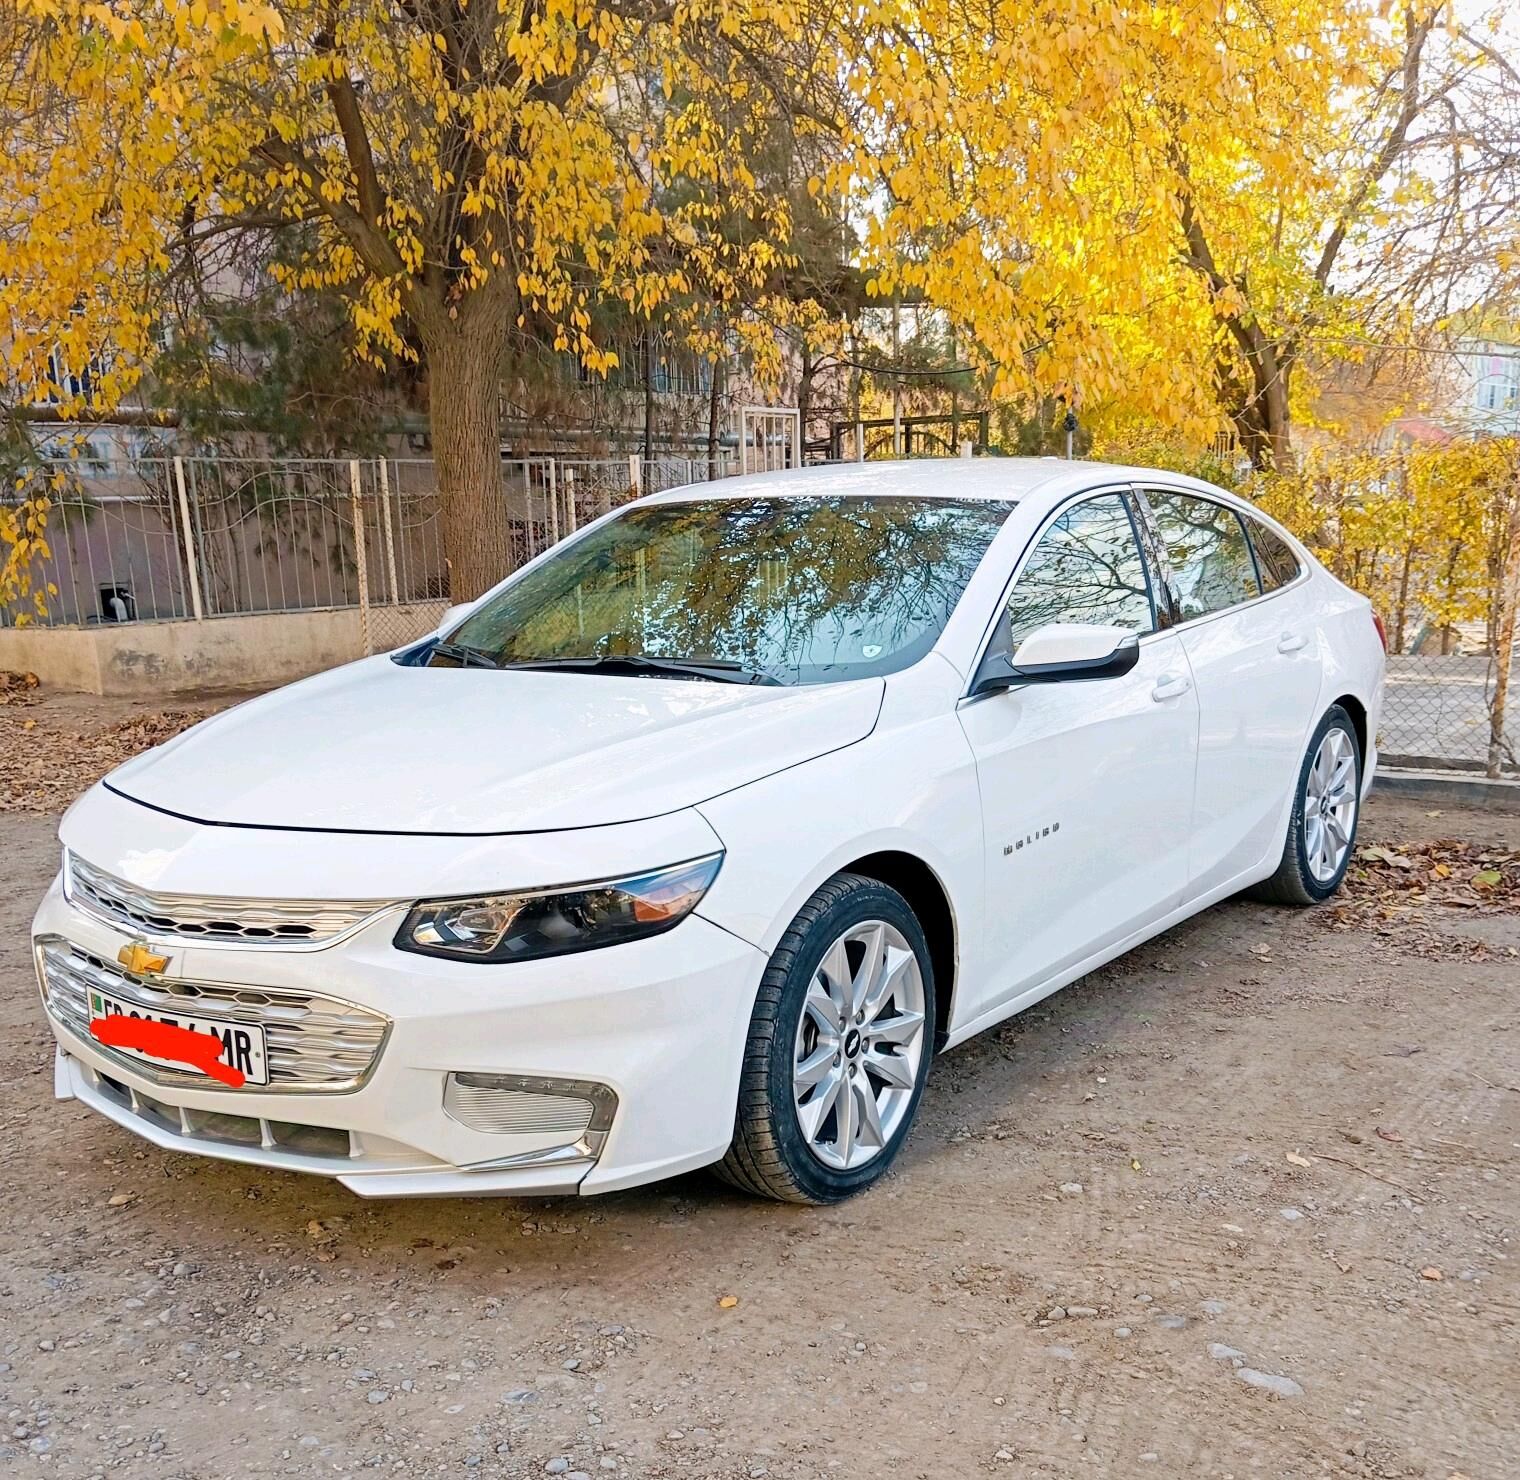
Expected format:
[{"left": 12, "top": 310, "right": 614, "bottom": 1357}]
[{"left": 1381, "top": 634, "right": 1517, "bottom": 777}]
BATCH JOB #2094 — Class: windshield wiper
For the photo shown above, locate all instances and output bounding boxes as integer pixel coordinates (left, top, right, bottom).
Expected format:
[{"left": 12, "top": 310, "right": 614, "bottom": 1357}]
[
  {"left": 429, "top": 641, "right": 500, "bottom": 670},
  {"left": 501, "top": 655, "right": 780, "bottom": 686}
]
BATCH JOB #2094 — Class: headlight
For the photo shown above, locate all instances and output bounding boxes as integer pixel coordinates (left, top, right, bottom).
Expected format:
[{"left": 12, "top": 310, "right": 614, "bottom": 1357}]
[{"left": 394, "top": 854, "right": 723, "bottom": 964}]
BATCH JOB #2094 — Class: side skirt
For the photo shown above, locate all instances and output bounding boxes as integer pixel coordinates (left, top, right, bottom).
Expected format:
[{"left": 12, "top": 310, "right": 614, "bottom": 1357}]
[{"left": 941, "top": 861, "right": 1278, "bottom": 1052}]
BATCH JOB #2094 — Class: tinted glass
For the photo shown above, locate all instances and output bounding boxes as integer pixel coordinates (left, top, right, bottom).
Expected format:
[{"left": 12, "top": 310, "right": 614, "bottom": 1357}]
[
  {"left": 447, "top": 495, "right": 1014, "bottom": 686},
  {"left": 1147, "top": 492, "right": 1261, "bottom": 620},
  {"left": 1005, "top": 494, "right": 1155, "bottom": 649},
  {"left": 1246, "top": 516, "right": 1302, "bottom": 591}
]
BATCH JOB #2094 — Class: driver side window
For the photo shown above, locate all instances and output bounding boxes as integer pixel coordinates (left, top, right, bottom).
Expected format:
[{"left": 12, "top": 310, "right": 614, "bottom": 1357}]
[{"left": 1005, "top": 494, "right": 1157, "bottom": 650}]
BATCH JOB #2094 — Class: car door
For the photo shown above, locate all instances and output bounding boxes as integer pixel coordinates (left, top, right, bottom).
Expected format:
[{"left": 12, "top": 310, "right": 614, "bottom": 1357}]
[
  {"left": 1138, "top": 488, "right": 1323, "bottom": 891},
  {"left": 956, "top": 490, "right": 1200, "bottom": 1024}
]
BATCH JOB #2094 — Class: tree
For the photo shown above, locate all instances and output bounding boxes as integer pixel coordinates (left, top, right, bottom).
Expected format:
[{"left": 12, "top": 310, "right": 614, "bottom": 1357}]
[
  {"left": 842, "top": 1, "right": 1520, "bottom": 472},
  {"left": 1, "top": 0, "right": 842, "bottom": 598}
]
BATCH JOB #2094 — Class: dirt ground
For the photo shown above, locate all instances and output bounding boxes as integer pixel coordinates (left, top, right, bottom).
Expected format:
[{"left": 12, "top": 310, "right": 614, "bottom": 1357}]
[{"left": 1, "top": 693, "right": 1517, "bottom": 1480}]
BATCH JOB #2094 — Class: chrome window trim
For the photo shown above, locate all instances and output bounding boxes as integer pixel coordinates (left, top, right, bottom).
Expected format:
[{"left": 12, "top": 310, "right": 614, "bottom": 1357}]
[
  {"left": 1132, "top": 567, "right": 1311, "bottom": 645},
  {"left": 1236, "top": 507, "right": 1306, "bottom": 592},
  {"left": 960, "top": 477, "right": 1316, "bottom": 698}
]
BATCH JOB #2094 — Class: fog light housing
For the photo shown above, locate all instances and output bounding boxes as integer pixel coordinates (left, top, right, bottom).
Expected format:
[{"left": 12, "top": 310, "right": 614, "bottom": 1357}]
[{"left": 443, "top": 1073, "right": 618, "bottom": 1163}]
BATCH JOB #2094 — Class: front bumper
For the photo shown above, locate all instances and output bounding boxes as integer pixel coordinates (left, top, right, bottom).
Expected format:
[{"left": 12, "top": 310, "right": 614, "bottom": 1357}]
[{"left": 34, "top": 875, "right": 766, "bottom": 1198}]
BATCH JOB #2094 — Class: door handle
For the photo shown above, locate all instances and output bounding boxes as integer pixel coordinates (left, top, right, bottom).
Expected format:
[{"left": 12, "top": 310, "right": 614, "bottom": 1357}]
[
  {"left": 1277, "top": 632, "right": 1308, "bottom": 654},
  {"left": 1151, "top": 674, "right": 1191, "bottom": 702}
]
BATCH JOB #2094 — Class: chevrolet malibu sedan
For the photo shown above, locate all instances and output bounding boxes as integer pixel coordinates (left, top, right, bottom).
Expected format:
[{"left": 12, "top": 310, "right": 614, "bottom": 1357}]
[{"left": 34, "top": 459, "right": 1385, "bottom": 1203}]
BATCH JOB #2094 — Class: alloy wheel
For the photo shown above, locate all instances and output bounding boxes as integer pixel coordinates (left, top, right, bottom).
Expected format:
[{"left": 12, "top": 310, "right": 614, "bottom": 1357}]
[
  {"left": 791, "top": 920, "right": 927, "bottom": 1171},
  {"left": 1304, "top": 727, "right": 1358, "bottom": 882}
]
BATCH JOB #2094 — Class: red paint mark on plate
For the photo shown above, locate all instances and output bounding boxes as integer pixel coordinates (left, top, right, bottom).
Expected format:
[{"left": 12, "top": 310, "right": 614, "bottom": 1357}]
[{"left": 89, "top": 1014, "right": 247, "bottom": 1088}]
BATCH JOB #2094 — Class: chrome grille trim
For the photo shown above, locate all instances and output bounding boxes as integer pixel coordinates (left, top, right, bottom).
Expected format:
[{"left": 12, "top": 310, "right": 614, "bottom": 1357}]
[
  {"left": 65, "top": 851, "right": 396, "bottom": 948},
  {"left": 36, "top": 936, "right": 391, "bottom": 1093}
]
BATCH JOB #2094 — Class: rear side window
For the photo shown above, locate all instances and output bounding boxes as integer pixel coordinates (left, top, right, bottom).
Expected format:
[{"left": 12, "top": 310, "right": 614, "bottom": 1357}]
[
  {"left": 1245, "top": 517, "right": 1302, "bottom": 591},
  {"left": 1146, "top": 492, "right": 1261, "bottom": 621}
]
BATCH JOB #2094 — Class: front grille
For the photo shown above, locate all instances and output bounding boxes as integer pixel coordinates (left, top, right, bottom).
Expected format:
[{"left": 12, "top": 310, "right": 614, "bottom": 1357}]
[
  {"left": 66, "top": 852, "right": 394, "bottom": 946},
  {"left": 37, "top": 936, "right": 390, "bottom": 1093}
]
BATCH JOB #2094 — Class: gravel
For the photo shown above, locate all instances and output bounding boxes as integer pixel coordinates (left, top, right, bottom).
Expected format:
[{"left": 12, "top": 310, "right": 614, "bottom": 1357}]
[{"left": 1, "top": 778, "right": 1514, "bottom": 1478}]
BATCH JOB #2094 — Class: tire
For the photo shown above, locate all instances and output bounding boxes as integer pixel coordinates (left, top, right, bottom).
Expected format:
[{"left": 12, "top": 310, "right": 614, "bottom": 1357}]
[
  {"left": 716, "top": 873, "right": 935, "bottom": 1204},
  {"left": 1249, "top": 705, "right": 1363, "bottom": 906}
]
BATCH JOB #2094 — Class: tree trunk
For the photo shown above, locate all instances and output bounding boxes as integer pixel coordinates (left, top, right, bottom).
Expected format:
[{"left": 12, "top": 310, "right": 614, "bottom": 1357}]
[
  {"left": 1260, "top": 355, "right": 1295, "bottom": 474},
  {"left": 1394, "top": 542, "right": 1415, "bottom": 656},
  {"left": 706, "top": 357, "right": 724, "bottom": 481},
  {"left": 642, "top": 329, "right": 655, "bottom": 467},
  {"left": 425, "top": 328, "right": 511, "bottom": 602},
  {"left": 1230, "top": 336, "right": 1295, "bottom": 473},
  {"left": 1487, "top": 462, "right": 1520, "bottom": 778},
  {"left": 1441, "top": 542, "right": 1462, "bottom": 654}
]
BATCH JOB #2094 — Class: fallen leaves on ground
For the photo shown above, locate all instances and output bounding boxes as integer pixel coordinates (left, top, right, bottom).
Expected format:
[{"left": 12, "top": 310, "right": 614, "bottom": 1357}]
[
  {"left": 0, "top": 670, "right": 41, "bottom": 705},
  {"left": 2, "top": 706, "right": 217, "bottom": 814},
  {"left": 1320, "top": 839, "right": 1520, "bottom": 957}
]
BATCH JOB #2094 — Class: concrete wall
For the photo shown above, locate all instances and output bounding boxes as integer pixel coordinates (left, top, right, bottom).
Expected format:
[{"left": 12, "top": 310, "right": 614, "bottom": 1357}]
[{"left": 0, "top": 604, "right": 445, "bottom": 696}]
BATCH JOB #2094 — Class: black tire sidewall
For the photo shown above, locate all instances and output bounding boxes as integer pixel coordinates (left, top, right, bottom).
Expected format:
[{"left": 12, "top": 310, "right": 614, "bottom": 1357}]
[
  {"left": 762, "top": 879, "right": 935, "bottom": 1203},
  {"left": 1290, "top": 706, "right": 1363, "bottom": 901}
]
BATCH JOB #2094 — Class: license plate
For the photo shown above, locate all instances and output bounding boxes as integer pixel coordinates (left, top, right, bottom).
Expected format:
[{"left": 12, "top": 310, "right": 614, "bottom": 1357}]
[{"left": 87, "top": 988, "right": 270, "bottom": 1086}]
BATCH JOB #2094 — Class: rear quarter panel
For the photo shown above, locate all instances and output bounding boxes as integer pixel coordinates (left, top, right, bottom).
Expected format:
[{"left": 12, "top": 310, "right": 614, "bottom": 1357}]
[{"left": 1306, "top": 564, "right": 1386, "bottom": 782}]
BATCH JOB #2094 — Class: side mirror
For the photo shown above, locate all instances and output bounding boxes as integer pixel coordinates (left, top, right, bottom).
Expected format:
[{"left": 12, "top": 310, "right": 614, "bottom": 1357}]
[{"left": 971, "top": 622, "right": 1141, "bottom": 696}]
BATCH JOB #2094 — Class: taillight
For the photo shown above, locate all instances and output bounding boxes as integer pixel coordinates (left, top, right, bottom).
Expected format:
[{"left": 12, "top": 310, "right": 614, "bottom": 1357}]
[{"left": 1371, "top": 611, "right": 1388, "bottom": 652}]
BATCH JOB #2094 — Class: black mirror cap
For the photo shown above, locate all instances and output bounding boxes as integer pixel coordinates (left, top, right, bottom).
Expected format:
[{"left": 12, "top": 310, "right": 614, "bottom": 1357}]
[{"left": 970, "top": 633, "right": 1141, "bottom": 696}]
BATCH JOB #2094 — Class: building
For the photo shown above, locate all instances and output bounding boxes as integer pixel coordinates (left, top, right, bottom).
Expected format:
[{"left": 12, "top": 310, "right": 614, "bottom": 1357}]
[{"left": 1451, "top": 338, "right": 1520, "bottom": 435}]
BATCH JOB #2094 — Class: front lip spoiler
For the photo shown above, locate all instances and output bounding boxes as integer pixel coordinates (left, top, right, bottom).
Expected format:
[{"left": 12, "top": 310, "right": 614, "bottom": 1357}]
[{"left": 54, "top": 1049, "right": 599, "bottom": 1198}]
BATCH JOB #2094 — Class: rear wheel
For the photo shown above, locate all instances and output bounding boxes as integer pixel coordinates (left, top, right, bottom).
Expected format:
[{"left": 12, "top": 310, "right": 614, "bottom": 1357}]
[
  {"left": 1250, "top": 705, "right": 1362, "bottom": 905},
  {"left": 717, "top": 874, "right": 934, "bottom": 1204}
]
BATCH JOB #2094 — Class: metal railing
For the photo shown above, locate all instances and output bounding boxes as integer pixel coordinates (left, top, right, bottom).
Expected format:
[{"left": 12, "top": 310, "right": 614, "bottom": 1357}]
[
  {"left": 9, "top": 448, "right": 1513, "bottom": 776},
  {"left": 3, "top": 451, "right": 739, "bottom": 654},
  {"left": 1381, "top": 636, "right": 1517, "bottom": 777}
]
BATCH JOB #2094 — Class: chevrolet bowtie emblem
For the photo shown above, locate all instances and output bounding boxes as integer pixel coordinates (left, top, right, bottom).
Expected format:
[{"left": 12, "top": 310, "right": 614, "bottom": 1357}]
[{"left": 118, "top": 941, "right": 170, "bottom": 976}]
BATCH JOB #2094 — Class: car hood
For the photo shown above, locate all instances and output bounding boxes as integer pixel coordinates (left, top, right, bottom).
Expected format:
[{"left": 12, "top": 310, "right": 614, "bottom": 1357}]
[{"left": 106, "top": 658, "right": 885, "bottom": 834}]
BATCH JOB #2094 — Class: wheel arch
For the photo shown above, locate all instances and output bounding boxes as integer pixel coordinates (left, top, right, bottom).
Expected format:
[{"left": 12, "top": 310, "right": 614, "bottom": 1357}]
[
  {"left": 1330, "top": 692, "right": 1368, "bottom": 762},
  {"left": 837, "top": 849, "right": 958, "bottom": 1049}
]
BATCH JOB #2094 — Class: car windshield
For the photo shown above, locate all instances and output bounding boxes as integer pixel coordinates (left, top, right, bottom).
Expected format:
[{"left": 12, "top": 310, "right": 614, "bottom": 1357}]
[{"left": 438, "top": 494, "right": 1015, "bottom": 686}]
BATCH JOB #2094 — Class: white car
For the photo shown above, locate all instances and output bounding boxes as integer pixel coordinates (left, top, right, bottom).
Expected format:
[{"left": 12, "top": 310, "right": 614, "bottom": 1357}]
[{"left": 34, "top": 460, "right": 1385, "bottom": 1203}]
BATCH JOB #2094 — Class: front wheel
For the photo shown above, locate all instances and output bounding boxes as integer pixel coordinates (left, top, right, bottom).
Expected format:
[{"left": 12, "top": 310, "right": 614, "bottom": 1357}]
[
  {"left": 717, "top": 874, "right": 934, "bottom": 1204},
  {"left": 1250, "top": 705, "right": 1363, "bottom": 906}
]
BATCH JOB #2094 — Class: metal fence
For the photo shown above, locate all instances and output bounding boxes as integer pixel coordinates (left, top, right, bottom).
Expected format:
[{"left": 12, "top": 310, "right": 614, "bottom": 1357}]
[
  {"left": 4, "top": 451, "right": 738, "bottom": 655},
  {"left": 1382, "top": 643, "right": 1517, "bottom": 777},
  {"left": 7, "top": 449, "right": 1516, "bottom": 776}
]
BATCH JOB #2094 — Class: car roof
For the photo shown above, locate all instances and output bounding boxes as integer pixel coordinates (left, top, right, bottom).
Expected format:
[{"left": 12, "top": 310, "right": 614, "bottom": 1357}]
[{"left": 642, "top": 457, "right": 1227, "bottom": 515}]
